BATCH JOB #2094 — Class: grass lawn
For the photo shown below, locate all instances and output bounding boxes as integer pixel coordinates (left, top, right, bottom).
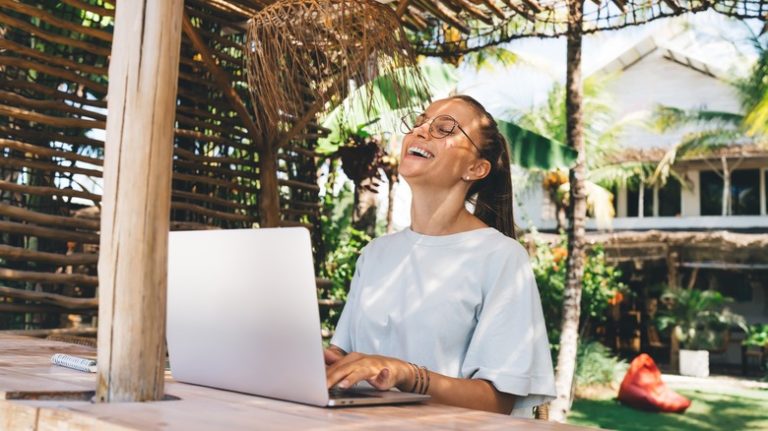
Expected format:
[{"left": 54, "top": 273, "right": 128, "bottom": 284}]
[{"left": 567, "top": 386, "right": 768, "bottom": 431}]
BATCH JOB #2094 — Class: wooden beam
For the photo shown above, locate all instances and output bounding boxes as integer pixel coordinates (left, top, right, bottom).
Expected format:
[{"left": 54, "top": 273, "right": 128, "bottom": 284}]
[
  {"left": 479, "top": 0, "right": 507, "bottom": 19},
  {"left": 0, "top": 220, "right": 100, "bottom": 245},
  {"left": 0, "top": 203, "right": 100, "bottom": 231},
  {"left": 258, "top": 141, "right": 280, "bottom": 227},
  {"left": 0, "top": 180, "right": 101, "bottom": 204},
  {"left": 396, "top": 0, "right": 412, "bottom": 17},
  {"left": 96, "top": 0, "right": 184, "bottom": 403},
  {"left": 0, "top": 268, "right": 98, "bottom": 287},
  {"left": 660, "top": 0, "right": 682, "bottom": 13},
  {"left": 610, "top": 0, "right": 627, "bottom": 13},
  {"left": 0, "top": 245, "right": 98, "bottom": 266},
  {"left": 0, "top": 285, "right": 97, "bottom": 310},
  {"left": 520, "top": 0, "right": 543, "bottom": 14},
  {"left": 499, "top": 0, "right": 535, "bottom": 22},
  {"left": 451, "top": 0, "right": 494, "bottom": 24},
  {"left": 181, "top": 11, "right": 263, "bottom": 150}
]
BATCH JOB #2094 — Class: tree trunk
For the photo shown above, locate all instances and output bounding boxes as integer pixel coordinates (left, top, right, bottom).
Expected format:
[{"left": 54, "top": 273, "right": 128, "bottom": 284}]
[
  {"left": 670, "top": 325, "right": 681, "bottom": 372},
  {"left": 721, "top": 155, "right": 730, "bottom": 216},
  {"left": 96, "top": 0, "right": 183, "bottom": 402},
  {"left": 352, "top": 178, "right": 378, "bottom": 237},
  {"left": 550, "top": 0, "right": 586, "bottom": 422}
]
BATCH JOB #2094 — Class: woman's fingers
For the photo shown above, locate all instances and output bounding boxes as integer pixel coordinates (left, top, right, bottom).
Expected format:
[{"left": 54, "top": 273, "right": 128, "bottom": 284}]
[
  {"left": 336, "top": 367, "right": 383, "bottom": 389},
  {"left": 367, "top": 368, "right": 393, "bottom": 390},
  {"left": 324, "top": 348, "right": 344, "bottom": 365},
  {"left": 325, "top": 353, "right": 401, "bottom": 391}
]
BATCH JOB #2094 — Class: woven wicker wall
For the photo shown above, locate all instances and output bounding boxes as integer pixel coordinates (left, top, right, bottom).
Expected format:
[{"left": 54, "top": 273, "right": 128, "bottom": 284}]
[{"left": 0, "top": 0, "right": 325, "bottom": 329}]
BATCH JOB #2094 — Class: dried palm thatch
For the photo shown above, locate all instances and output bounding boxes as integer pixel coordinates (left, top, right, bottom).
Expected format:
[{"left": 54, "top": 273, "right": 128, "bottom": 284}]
[{"left": 245, "top": 0, "right": 430, "bottom": 137}]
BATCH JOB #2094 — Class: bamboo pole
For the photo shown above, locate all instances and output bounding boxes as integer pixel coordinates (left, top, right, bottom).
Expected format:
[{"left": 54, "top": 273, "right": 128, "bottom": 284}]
[
  {"left": 0, "top": 245, "right": 97, "bottom": 266},
  {"left": 181, "top": 12, "right": 262, "bottom": 150},
  {"left": 0, "top": 268, "right": 98, "bottom": 286},
  {"left": 96, "top": 0, "right": 184, "bottom": 403},
  {"left": 0, "top": 285, "right": 97, "bottom": 310}
]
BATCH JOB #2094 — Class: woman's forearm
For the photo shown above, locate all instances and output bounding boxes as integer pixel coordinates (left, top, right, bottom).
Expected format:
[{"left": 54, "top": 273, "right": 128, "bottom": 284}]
[
  {"left": 402, "top": 368, "right": 516, "bottom": 414},
  {"left": 325, "top": 348, "right": 515, "bottom": 414}
]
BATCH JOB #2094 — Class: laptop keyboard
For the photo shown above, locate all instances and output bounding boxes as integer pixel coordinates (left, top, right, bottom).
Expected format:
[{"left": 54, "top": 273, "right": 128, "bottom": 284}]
[{"left": 328, "top": 387, "right": 379, "bottom": 399}]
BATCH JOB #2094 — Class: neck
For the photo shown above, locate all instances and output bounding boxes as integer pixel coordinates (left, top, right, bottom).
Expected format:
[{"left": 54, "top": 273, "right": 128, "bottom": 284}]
[{"left": 408, "top": 182, "right": 485, "bottom": 236}]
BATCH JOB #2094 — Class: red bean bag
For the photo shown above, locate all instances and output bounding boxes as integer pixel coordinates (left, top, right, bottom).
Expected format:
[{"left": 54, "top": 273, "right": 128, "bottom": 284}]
[{"left": 618, "top": 353, "right": 691, "bottom": 413}]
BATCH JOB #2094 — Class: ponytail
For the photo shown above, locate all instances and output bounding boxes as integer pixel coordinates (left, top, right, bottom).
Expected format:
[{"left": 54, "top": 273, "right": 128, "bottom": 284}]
[{"left": 450, "top": 95, "right": 517, "bottom": 239}]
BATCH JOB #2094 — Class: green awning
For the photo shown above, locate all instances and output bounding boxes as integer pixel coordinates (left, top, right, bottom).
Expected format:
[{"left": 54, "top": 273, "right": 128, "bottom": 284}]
[{"left": 497, "top": 119, "right": 577, "bottom": 170}]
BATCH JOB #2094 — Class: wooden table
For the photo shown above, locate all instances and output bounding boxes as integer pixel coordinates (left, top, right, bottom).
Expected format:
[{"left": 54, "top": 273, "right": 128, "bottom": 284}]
[{"left": 0, "top": 334, "right": 595, "bottom": 430}]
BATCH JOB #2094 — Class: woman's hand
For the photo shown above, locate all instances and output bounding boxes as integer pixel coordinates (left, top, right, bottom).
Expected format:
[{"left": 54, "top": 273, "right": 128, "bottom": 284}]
[
  {"left": 325, "top": 351, "right": 411, "bottom": 391},
  {"left": 324, "top": 345, "right": 346, "bottom": 366}
]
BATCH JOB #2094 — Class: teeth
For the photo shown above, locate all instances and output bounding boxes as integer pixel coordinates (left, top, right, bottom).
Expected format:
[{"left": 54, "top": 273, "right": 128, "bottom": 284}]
[{"left": 408, "top": 147, "right": 434, "bottom": 159}]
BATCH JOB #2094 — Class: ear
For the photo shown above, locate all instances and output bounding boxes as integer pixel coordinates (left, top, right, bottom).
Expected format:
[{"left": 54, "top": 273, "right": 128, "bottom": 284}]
[{"left": 466, "top": 159, "right": 492, "bottom": 181}]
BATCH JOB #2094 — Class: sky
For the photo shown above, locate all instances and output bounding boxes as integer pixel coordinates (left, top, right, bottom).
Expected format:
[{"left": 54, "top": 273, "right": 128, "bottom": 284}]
[{"left": 449, "top": 11, "right": 763, "bottom": 121}]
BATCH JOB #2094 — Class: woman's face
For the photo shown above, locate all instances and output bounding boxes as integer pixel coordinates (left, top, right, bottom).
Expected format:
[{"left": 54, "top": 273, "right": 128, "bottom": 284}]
[{"left": 399, "top": 98, "right": 487, "bottom": 187}]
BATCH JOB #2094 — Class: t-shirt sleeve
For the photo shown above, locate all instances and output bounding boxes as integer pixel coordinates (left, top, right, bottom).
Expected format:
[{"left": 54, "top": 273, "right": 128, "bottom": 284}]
[
  {"left": 329, "top": 249, "right": 365, "bottom": 353},
  {"left": 460, "top": 242, "right": 557, "bottom": 415}
]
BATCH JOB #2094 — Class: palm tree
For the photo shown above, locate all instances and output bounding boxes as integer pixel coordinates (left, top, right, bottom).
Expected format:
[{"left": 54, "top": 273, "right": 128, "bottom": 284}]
[
  {"left": 514, "top": 75, "right": 645, "bottom": 230},
  {"left": 651, "top": 34, "right": 768, "bottom": 212}
]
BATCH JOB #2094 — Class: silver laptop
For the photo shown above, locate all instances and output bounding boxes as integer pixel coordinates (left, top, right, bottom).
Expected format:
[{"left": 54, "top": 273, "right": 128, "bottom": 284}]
[{"left": 166, "top": 227, "right": 429, "bottom": 407}]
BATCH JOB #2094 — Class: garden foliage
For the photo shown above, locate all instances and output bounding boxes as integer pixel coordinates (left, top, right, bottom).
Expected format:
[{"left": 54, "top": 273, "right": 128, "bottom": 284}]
[
  {"left": 575, "top": 341, "right": 627, "bottom": 389},
  {"left": 656, "top": 287, "right": 747, "bottom": 350},
  {"left": 531, "top": 236, "right": 628, "bottom": 353}
]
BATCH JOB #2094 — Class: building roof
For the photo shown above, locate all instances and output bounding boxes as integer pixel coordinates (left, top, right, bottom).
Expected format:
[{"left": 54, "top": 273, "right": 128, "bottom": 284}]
[{"left": 595, "top": 32, "right": 728, "bottom": 80}]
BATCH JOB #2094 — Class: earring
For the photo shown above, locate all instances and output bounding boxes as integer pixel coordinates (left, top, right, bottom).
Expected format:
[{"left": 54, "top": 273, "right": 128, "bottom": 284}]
[{"left": 463, "top": 176, "right": 470, "bottom": 181}]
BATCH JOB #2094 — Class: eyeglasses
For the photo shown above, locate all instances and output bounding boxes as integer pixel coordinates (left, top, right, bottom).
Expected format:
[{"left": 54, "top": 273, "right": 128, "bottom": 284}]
[{"left": 400, "top": 112, "right": 480, "bottom": 153}]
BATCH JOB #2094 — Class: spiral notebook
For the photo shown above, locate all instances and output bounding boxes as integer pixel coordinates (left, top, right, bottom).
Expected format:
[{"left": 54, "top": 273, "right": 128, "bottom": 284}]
[{"left": 50, "top": 353, "right": 97, "bottom": 373}]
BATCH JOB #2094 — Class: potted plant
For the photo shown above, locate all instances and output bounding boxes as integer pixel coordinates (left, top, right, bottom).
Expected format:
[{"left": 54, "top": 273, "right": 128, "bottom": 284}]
[{"left": 656, "top": 287, "right": 747, "bottom": 377}]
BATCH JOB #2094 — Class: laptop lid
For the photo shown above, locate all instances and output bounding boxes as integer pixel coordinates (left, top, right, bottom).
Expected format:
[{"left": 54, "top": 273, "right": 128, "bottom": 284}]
[{"left": 166, "top": 227, "right": 329, "bottom": 406}]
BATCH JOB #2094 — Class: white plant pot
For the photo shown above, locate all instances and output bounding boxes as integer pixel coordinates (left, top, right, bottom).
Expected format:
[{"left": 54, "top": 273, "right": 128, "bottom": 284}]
[{"left": 679, "top": 349, "right": 709, "bottom": 377}]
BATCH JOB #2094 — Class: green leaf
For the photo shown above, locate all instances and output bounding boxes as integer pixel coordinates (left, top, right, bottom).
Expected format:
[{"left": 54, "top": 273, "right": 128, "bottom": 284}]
[{"left": 497, "top": 120, "right": 577, "bottom": 170}]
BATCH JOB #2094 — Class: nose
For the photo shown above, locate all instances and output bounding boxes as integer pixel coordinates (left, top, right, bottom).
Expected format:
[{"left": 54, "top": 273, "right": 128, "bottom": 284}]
[{"left": 412, "top": 121, "right": 430, "bottom": 139}]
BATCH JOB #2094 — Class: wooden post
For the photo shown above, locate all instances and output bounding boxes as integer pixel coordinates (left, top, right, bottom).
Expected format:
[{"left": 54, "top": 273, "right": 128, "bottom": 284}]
[
  {"left": 666, "top": 249, "right": 679, "bottom": 289},
  {"left": 96, "top": 0, "right": 184, "bottom": 402},
  {"left": 259, "top": 141, "right": 280, "bottom": 227}
]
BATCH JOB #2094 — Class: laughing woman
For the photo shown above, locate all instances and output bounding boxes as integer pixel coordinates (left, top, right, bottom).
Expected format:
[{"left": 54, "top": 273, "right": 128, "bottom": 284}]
[{"left": 324, "top": 95, "right": 556, "bottom": 417}]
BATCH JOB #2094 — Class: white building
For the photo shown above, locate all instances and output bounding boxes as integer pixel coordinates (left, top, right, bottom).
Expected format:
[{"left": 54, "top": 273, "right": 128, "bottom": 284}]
[{"left": 517, "top": 33, "right": 768, "bottom": 233}]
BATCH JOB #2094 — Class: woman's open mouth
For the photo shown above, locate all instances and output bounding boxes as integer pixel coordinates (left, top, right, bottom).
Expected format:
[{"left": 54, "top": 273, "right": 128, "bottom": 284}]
[{"left": 407, "top": 147, "right": 435, "bottom": 159}]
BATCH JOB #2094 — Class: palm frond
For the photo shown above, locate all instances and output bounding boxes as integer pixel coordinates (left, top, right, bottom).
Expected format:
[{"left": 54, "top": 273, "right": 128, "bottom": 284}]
[
  {"left": 589, "top": 161, "right": 656, "bottom": 189},
  {"left": 652, "top": 105, "right": 743, "bottom": 132},
  {"left": 744, "top": 91, "right": 768, "bottom": 137},
  {"left": 461, "top": 46, "right": 523, "bottom": 72}
]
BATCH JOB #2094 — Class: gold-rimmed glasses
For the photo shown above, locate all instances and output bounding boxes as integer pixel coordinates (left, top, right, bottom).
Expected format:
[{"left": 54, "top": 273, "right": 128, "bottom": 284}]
[{"left": 400, "top": 112, "right": 480, "bottom": 153}]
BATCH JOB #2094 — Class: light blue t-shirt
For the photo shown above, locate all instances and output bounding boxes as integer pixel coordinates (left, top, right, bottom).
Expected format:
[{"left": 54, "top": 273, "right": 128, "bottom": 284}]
[{"left": 331, "top": 227, "right": 556, "bottom": 417}]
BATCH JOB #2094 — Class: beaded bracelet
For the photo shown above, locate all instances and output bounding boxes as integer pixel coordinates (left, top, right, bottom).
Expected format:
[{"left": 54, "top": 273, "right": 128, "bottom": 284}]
[
  {"left": 420, "top": 366, "right": 431, "bottom": 395},
  {"left": 408, "top": 362, "right": 421, "bottom": 393}
]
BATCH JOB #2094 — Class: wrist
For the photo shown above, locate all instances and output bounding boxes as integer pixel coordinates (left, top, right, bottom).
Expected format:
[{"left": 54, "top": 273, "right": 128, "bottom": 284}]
[{"left": 394, "top": 359, "right": 415, "bottom": 391}]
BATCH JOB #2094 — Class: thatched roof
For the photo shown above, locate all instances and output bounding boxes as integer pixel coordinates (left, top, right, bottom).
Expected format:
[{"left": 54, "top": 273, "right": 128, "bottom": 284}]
[
  {"left": 610, "top": 144, "right": 768, "bottom": 164},
  {"left": 178, "top": 1, "right": 768, "bottom": 57},
  {"left": 529, "top": 229, "right": 768, "bottom": 267}
]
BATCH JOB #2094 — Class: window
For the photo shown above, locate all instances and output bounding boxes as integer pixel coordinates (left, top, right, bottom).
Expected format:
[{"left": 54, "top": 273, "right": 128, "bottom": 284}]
[
  {"left": 730, "top": 169, "right": 759, "bottom": 215},
  {"left": 700, "top": 169, "right": 760, "bottom": 216},
  {"left": 658, "top": 178, "right": 681, "bottom": 217},
  {"left": 627, "top": 186, "right": 653, "bottom": 217},
  {"left": 700, "top": 171, "right": 723, "bottom": 215}
]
